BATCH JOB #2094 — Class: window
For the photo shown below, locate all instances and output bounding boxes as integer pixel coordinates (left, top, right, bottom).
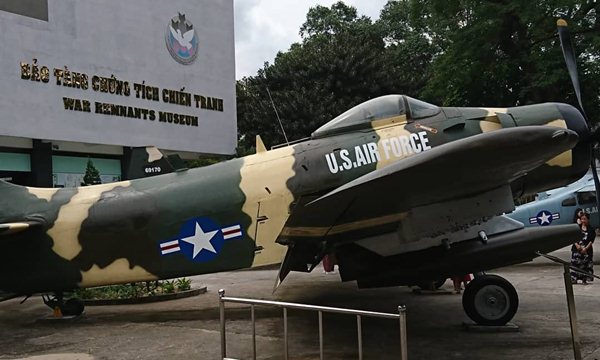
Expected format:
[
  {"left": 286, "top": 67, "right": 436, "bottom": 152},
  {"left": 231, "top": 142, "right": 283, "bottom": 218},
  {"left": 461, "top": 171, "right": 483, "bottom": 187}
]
[
  {"left": 577, "top": 191, "right": 596, "bottom": 205},
  {"left": 406, "top": 96, "right": 441, "bottom": 119},
  {"left": 561, "top": 197, "right": 576, "bottom": 207},
  {"left": 52, "top": 156, "right": 121, "bottom": 187},
  {"left": 312, "top": 95, "right": 406, "bottom": 138}
]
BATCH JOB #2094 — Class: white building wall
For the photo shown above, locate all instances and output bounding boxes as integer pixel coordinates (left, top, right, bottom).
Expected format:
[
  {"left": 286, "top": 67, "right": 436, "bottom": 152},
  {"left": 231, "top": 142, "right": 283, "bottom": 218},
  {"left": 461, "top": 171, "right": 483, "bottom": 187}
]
[{"left": 0, "top": 0, "right": 236, "bottom": 155}]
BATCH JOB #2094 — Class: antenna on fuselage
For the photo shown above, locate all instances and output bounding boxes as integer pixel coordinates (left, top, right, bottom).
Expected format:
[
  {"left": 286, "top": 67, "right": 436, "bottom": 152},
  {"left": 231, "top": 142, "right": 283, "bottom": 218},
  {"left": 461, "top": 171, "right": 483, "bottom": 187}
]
[{"left": 266, "top": 87, "right": 289, "bottom": 146}]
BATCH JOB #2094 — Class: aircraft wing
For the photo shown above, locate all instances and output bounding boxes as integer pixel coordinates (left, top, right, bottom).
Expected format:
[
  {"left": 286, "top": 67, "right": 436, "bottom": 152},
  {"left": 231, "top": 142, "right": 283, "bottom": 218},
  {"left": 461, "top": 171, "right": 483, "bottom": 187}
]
[
  {"left": 281, "top": 126, "right": 577, "bottom": 242},
  {"left": 274, "top": 126, "right": 578, "bottom": 286}
]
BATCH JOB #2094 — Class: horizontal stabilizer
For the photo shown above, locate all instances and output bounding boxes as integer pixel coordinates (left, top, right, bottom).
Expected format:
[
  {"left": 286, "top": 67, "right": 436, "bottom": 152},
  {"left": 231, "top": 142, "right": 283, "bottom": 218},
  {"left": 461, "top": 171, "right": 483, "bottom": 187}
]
[
  {"left": 0, "top": 291, "right": 20, "bottom": 302},
  {"left": 0, "top": 221, "right": 41, "bottom": 236}
]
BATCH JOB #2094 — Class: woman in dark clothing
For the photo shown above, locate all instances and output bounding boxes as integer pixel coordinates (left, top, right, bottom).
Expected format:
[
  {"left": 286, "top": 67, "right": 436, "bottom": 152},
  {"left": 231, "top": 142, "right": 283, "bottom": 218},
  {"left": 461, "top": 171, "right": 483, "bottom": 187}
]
[{"left": 571, "top": 213, "right": 594, "bottom": 284}]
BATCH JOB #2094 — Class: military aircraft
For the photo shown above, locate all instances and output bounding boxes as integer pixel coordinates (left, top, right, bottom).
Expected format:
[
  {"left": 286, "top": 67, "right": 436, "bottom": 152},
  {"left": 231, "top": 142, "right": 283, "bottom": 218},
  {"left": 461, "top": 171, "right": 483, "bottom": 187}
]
[
  {"left": 0, "top": 20, "right": 595, "bottom": 326},
  {"left": 509, "top": 170, "right": 598, "bottom": 229}
]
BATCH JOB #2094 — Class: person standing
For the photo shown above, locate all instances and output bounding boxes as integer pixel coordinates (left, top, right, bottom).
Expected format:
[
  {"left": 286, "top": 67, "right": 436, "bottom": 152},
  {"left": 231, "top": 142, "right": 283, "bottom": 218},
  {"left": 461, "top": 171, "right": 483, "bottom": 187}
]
[
  {"left": 571, "top": 213, "right": 594, "bottom": 284},
  {"left": 322, "top": 254, "right": 336, "bottom": 274},
  {"left": 573, "top": 208, "right": 584, "bottom": 225},
  {"left": 452, "top": 274, "right": 473, "bottom": 294}
]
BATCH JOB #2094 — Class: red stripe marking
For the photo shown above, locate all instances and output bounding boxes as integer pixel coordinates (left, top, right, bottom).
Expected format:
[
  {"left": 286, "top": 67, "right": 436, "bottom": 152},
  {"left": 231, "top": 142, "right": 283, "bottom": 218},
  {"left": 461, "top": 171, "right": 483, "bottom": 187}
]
[
  {"left": 161, "top": 243, "right": 179, "bottom": 251},
  {"left": 223, "top": 229, "right": 241, "bottom": 236}
]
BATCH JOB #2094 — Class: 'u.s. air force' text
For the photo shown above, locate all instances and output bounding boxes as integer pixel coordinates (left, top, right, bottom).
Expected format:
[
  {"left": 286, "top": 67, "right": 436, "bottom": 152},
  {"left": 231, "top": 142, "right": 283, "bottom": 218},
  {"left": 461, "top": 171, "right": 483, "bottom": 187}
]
[{"left": 325, "top": 131, "right": 431, "bottom": 174}]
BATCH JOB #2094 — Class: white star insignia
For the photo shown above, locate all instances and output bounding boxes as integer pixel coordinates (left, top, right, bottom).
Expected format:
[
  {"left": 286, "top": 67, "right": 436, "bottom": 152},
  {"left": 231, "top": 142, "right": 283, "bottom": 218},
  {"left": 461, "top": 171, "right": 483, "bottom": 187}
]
[
  {"left": 180, "top": 223, "right": 218, "bottom": 258},
  {"left": 538, "top": 212, "right": 551, "bottom": 225}
]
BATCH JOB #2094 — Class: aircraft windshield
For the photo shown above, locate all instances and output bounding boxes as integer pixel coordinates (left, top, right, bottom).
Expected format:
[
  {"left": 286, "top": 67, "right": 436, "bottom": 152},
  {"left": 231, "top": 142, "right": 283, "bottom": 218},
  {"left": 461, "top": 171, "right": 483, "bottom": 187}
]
[
  {"left": 406, "top": 96, "right": 441, "bottom": 119},
  {"left": 312, "top": 95, "right": 406, "bottom": 138}
]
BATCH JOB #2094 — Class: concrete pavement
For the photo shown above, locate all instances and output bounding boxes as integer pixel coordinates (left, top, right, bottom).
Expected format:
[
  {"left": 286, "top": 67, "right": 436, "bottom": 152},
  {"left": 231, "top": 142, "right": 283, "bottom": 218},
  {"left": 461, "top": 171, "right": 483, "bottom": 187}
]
[{"left": 0, "top": 263, "right": 599, "bottom": 360}]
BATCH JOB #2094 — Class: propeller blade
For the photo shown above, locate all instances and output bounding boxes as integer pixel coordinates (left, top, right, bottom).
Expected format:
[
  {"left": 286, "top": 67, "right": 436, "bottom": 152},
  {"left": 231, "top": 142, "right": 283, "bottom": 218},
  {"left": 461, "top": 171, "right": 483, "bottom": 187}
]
[
  {"left": 557, "top": 19, "right": 600, "bottom": 223},
  {"left": 590, "top": 150, "right": 600, "bottom": 220},
  {"left": 557, "top": 19, "right": 588, "bottom": 121}
]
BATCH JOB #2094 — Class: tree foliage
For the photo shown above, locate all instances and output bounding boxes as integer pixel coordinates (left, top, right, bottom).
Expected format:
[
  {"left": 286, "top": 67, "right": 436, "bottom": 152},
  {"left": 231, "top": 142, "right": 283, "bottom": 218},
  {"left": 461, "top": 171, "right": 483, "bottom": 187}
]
[
  {"left": 237, "top": 0, "right": 600, "bottom": 151},
  {"left": 413, "top": 0, "right": 599, "bottom": 112},
  {"left": 82, "top": 159, "right": 101, "bottom": 186},
  {"left": 237, "top": 1, "right": 398, "bottom": 151}
]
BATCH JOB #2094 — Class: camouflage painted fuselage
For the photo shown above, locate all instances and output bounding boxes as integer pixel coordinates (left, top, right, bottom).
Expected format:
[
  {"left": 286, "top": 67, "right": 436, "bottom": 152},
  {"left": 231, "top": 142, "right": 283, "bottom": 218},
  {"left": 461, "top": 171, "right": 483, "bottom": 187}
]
[{"left": 0, "top": 96, "right": 590, "bottom": 294}]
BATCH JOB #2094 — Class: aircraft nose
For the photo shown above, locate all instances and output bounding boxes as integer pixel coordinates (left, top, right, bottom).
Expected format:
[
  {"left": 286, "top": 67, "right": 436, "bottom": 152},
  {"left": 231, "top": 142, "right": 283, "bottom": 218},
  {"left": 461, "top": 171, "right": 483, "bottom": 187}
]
[
  {"left": 556, "top": 103, "right": 592, "bottom": 185},
  {"left": 557, "top": 103, "right": 589, "bottom": 143}
]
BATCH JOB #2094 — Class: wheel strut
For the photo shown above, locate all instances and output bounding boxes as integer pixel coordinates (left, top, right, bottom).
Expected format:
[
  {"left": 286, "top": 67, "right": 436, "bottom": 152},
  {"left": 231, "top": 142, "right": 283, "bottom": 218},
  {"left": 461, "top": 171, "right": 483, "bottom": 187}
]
[{"left": 42, "top": 292, "right": 85, "bottom": 317}]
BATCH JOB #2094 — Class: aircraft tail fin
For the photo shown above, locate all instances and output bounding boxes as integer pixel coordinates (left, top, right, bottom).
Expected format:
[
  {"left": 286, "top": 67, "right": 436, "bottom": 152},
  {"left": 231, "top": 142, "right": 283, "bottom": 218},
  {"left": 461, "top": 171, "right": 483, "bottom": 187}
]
[{"left": 125, "top": 146, "right": 187, "bottom": 179}]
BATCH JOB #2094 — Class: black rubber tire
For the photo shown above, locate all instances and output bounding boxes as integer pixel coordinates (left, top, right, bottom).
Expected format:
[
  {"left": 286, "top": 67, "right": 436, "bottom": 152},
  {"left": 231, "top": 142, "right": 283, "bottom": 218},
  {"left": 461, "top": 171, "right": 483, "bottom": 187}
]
[
  {"left": 462, "top": 274, "right": 518, "bottom": 326},
  {"left": 62, "top": 298, "right": 85, "bottom": 316}
]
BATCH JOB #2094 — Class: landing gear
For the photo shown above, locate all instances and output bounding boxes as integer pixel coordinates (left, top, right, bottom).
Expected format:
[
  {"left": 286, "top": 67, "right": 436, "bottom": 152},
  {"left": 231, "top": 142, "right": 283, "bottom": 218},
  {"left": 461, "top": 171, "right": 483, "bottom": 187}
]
[
  {"left": 42, "top": 293, "right": 85, "bottom": 317},
  {"left": 462, "top": 274, "right": 518, "bottom": 326}
]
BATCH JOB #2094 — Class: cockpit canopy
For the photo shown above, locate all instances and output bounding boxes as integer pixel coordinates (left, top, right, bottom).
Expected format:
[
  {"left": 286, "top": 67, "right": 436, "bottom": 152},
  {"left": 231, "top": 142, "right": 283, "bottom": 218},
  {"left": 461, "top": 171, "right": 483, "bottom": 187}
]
[{"left": 312, "top": 95, "right": 440, "bottom": 138}]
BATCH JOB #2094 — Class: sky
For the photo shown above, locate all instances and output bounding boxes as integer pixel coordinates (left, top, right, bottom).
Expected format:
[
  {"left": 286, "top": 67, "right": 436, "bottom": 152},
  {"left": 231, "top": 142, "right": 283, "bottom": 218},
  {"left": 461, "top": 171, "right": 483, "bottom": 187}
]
[{"left": 233, "top": 0, "right": 389, "bottom": 79}]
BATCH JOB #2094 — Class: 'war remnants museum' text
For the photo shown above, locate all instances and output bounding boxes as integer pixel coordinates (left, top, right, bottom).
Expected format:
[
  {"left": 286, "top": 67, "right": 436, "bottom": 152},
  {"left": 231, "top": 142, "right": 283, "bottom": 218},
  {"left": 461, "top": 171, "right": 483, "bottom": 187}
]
[{"left": 20, "top": 59, "right": 225, "bottom": 128}]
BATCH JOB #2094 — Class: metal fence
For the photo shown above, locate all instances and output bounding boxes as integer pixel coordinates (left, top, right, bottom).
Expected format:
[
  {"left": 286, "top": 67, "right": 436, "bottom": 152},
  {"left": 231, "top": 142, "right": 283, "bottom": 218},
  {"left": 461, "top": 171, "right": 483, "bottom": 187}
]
[
  {"left": 537, "top": 252, "right": 600, "bottom": 360},
  {"left": 218, "top": 289, "right": 408, "bottom": 360}
]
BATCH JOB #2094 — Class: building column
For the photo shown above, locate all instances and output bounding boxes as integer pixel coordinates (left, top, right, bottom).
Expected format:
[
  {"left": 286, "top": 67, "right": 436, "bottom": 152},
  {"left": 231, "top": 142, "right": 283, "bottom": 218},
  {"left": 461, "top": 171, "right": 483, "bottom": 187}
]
[
  {"left": 121, "top": 146, "right": 132, "bottom": 181},
  {"left": 30, "top": 139, "right": 53, "bottom": 187}
]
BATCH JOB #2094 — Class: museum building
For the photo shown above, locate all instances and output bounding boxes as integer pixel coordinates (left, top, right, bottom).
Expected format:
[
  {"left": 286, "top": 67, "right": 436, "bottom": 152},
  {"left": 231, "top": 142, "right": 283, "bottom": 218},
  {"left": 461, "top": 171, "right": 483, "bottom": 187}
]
[{"left": 0, "top": 0, "right": 236, "bottom": 187}]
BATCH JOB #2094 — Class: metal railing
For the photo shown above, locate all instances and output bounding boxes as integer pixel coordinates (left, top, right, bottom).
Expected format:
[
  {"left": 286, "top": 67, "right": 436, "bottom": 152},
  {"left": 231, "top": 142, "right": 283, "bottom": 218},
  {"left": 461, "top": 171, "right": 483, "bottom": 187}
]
[
  {"left": 218, "top": 289, "right": 408, "bottom": 360},
  {"left": 536, "top": 252, "right": 600, "bottom": 360}
]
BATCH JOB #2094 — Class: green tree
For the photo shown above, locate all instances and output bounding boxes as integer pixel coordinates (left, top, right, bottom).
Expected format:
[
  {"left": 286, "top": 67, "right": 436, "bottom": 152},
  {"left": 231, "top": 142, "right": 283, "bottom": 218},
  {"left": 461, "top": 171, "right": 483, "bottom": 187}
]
[
  {"left": 299, "top": 1, "right": 371, "bottom": 38},
  {"left": 236, "top": 0, "right": 599, "bottom": 150},
  {"left": 82, "top": 159, "right": 101, "bottom": 186},
  {"left": 376, "top": 0, "right": 441, "bottom": 97},
  {"left": 237, "top": 2, "right": 397, "bottom": 151},
  {"left": 408, "top": 0, "right": 599, "bottom": 122}
]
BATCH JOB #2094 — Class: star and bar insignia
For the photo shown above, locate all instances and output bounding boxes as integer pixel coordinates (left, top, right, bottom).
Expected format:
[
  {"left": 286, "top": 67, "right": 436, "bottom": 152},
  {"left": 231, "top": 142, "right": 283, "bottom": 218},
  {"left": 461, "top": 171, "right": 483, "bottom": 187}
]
[
  {"left": 529, "top": 210, "right": 560, "bottom": 226},
  {"left": 158, "top": 217, "right": 243, "bottom": 262}
]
